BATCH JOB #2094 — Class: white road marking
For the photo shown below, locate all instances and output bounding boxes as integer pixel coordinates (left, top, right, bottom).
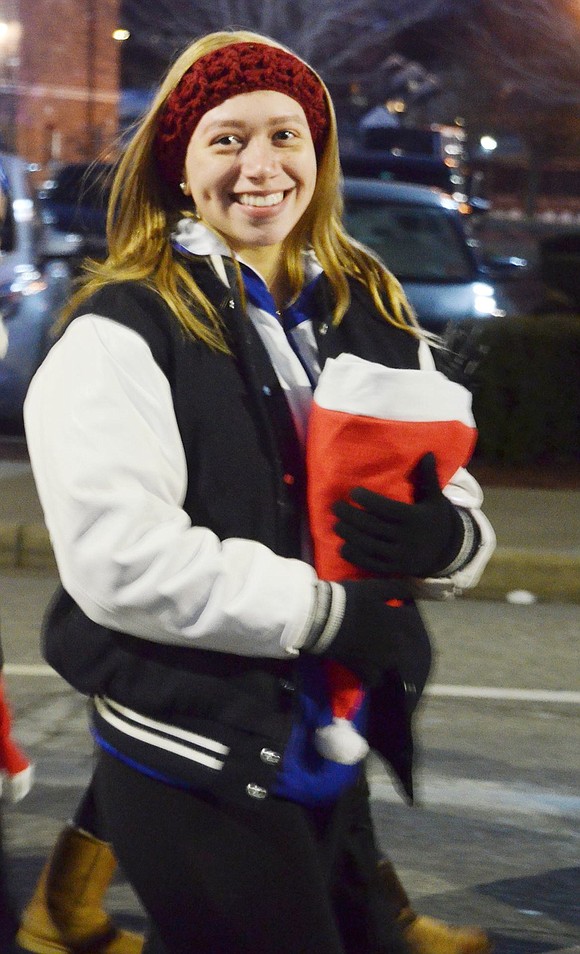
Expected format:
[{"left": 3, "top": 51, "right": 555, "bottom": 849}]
[
  {"left": 425, "top": 685, "right": 580, "bottom": 704},
  {"left": 4, "top": 664, "right": 62, "bottom": 676},
  {"left": 368, "top": 774, "right": 580, "bottom": 816}
]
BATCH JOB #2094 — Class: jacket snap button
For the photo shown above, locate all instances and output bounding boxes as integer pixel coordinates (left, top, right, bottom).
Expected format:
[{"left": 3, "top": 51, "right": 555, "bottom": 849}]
[
  {"left": 262, "top": 385, "right": 272, "bottom": 396},
  {"left": 228, "top": 299, "right": 235, "bottom": 308},
  {"left": 403, "top": 681, "right": 417, "bottom": 694},
  {"left": 246, "top": 782, "right": 268, "bottom": 800},
  {"left": 260, "top": 748, "right": 281, "bottom": 766},
  {"left": 319, "top": 322, "right": 328, "bottom": 335},
  {"left": 279, "top": 678, "right": 295, "bottom": 693}
]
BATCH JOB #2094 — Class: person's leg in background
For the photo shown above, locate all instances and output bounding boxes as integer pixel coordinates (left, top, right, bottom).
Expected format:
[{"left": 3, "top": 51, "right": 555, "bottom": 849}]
[
  {"left": 377, "top": 859, "right": 492, "bottom": 954},
  {"left": 339, "top": 774, "right": 491, "bottom": 954},
  {"left": 17, "top": 773, "right": 144, "bottom": 954},
  {"left": 327, "top": 778, "right": 410, "bottom": 954}
]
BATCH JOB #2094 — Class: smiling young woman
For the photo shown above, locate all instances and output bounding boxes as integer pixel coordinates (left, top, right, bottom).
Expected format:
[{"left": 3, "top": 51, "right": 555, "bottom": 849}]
[{"left": 22, "top": 30, "right": 494, "bottom": 954}]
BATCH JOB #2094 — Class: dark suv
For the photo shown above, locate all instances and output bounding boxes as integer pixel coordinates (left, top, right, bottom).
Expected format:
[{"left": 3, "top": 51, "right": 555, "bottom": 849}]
[{"left": 37, "top": 162, "right": 111, "bottom": 266}]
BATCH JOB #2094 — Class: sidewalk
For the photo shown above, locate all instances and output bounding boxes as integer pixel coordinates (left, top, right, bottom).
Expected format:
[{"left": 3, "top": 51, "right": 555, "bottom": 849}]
[{"left": 1, "top": 459, "right": 579, "bottom": 601}]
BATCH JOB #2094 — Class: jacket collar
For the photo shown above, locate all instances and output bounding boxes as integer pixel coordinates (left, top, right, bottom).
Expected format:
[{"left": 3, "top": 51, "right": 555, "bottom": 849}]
[{"left": 171, "top": 217, "right": 323, "bottom": 291}]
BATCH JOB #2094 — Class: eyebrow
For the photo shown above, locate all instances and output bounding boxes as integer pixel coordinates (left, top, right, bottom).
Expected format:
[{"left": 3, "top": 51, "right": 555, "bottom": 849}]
[{"left": 202, "top": 113, "right": 308, "bottom": 132}]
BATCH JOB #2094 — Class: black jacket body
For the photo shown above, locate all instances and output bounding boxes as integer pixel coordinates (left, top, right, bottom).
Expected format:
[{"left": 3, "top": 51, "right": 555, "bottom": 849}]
[{"left": 43, "top": 257, "right": 431, "bottom": 804}]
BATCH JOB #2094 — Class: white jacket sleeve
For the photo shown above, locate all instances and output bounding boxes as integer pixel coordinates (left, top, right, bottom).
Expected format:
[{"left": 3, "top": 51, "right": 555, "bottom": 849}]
[
  {"left": 416, "top": 466, "right": 496, "bottom": 599},
  {"left": 23, "top": 315, "right": 318, "bottom": 657}
]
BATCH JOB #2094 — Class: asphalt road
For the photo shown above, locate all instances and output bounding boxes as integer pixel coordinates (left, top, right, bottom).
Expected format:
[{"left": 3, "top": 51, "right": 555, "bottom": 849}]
[{"left": 1, "top": 565, "right": 579, "bottom": 953}]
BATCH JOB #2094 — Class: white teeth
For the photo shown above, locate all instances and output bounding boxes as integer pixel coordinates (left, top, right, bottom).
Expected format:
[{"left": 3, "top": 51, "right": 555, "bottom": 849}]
[{"left": 238, "top": 192, "right": 284, "bottom": 207}]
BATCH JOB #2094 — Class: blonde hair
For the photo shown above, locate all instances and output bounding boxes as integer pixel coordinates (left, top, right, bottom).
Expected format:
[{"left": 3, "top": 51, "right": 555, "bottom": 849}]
[{"left": 62, "top": 30, "right": 421, "bottom": 350}]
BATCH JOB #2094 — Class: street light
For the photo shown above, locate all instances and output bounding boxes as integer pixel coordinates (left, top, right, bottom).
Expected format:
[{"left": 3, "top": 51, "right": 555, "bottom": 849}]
[
  {"left": 480, "top": 135, "right": 498, "bottom": 152},
  {"left": 0, "top": 18, "right": 21, "bottom": 77}
]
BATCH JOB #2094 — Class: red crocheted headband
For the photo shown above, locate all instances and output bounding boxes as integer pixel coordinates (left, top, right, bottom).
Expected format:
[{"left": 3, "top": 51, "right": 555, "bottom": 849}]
[{"left": 154, "top": 42, "right": 330, "bottom": 188}]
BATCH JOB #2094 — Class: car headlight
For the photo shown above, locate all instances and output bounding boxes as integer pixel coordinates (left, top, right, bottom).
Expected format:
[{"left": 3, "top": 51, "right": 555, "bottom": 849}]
[
  {"left": 20, "top": 278, "right": 48, "bottom": 296},
  {"left": 473, "top": 281, "right": 505, "bottom": 317},
  {"left": 12, "top": 197, "right": 35, "bottom": 223},
  {"left": 10, "top": 265, "right": 47, "bottom": 297}
]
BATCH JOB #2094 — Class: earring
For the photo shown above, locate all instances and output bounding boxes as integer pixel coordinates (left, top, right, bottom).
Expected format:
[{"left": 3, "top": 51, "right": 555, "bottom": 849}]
[{"left": 179, "top": 180, "right": 198, "bottom": 219}]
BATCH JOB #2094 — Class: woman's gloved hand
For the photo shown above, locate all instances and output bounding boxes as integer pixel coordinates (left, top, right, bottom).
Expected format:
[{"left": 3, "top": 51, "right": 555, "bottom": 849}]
[
  {"left": 332, "top": 452, "right": 465, "bottom": 578},
  {"left": 305, "top": 578, "right": 420, "bottom": 687}
]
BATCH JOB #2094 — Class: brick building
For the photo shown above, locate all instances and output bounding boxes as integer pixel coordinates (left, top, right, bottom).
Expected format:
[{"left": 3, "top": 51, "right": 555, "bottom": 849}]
[{"left": 0, "top": 0, "right": 120, "bottom": 175}]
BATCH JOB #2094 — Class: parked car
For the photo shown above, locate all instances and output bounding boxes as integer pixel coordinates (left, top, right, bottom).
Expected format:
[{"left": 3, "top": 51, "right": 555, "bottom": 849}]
[
  {"left": 0, "top": 152, "right": 71, "bottom": 433},
  {"left": 37, "top": 162, "right": 110, "bottom": 266},
  {"left": 343, "top": 177, "right": 551, "bottom": 332}
]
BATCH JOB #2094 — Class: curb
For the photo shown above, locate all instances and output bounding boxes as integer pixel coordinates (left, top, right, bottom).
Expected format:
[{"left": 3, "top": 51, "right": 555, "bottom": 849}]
[
  {"left": 0, "top": 521, "right": 57, "bottom": 571},
  {"left": 467, "top": 548, "right": 580, "bottom": 603},
  {"left": 2, "top": 521, "right": 579, "bottom": 602}
]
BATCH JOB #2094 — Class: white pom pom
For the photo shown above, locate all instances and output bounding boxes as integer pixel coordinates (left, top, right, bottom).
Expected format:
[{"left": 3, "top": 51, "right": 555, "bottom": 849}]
[{"left": 315, "top": 718, "right": 369, "bottom": 765}]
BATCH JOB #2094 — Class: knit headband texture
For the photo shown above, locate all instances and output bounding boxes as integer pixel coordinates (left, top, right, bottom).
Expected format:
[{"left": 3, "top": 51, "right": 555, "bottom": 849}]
[{"left": 154, "top": 42, "right": 330, "bottom": 187}]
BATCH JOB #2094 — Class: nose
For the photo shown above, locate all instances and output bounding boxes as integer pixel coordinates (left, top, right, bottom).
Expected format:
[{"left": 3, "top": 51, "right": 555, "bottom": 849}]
[{"left": 240, "top": 136, "right": 279, "bottom": 180}]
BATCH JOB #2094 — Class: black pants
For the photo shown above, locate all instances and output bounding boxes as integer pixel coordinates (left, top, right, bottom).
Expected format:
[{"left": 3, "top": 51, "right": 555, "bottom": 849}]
[
  {"left": 72, "top": 773, "right": 100, "bottom": 833},
  {"left": 93, "top": 750, "right": 409, "bottom": 954}
]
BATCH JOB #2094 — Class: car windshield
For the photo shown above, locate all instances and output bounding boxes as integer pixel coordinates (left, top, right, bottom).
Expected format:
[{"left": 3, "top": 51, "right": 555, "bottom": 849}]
[{"left": 344, "top": 200, "right": 475, "bottom": 282}]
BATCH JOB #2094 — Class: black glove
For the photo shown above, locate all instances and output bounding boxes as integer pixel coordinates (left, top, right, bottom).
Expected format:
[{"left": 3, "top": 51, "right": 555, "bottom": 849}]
[
  {"left": 333, "top": 452, "right": 465, "bottom": 578},
  {"left": 307, "top": 578, "right": 419, "bottom": 687}
]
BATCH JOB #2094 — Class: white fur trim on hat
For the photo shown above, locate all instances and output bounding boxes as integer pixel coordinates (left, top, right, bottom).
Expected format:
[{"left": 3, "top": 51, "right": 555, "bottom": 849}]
[{"left": 315, "top": 718, "right": 369, "bottom": 765}]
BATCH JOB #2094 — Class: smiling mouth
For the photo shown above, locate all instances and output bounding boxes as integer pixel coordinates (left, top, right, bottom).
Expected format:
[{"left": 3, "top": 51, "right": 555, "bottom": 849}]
[{"left": 236, "top": 191, "right": 285, "bottom": 208}]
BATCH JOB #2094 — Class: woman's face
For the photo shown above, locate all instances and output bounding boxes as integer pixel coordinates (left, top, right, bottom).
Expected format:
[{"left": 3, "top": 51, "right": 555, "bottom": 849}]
[{"left": 183, "top": 90, "right": 317, "bottom": 273}]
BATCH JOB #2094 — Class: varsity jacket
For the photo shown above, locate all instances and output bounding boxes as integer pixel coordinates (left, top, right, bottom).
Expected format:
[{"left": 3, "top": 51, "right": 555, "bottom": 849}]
[{"left": 24, "top": 250, "right": 495, "bottom": 806}]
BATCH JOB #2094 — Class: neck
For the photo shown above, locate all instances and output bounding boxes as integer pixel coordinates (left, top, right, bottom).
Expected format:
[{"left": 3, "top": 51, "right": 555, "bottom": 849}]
[
  {"left": 268, "top": 272, "right": 292, "bottom": 312},
  {"left": 236, "top": 245, "right": 289, "bottom": 308}
]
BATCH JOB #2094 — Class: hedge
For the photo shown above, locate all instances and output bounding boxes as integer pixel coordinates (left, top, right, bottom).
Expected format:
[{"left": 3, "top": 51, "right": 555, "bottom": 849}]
[
  {"left": 539, "top": 233, "right": 580, "bottom": 309},
  {"left": 469, "top": 313, "right": 580, "bottom": 466}
]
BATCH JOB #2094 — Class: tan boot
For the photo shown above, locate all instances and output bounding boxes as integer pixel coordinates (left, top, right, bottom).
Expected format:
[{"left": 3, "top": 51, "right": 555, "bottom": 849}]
[
  {"left": 378, "top": 859, "right": 493, "bottom": 954},
  {"left": 16, "top": 824, "right": 144, "bottom": 954},
  {"left": 403, "top": 912, "right": 493, "bottom": 954}
]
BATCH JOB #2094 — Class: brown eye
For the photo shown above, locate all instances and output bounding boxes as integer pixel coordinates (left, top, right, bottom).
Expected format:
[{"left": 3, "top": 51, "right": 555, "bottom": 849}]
[{"left": 214, "top": 135, "right": 241, "bottom": 146}]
